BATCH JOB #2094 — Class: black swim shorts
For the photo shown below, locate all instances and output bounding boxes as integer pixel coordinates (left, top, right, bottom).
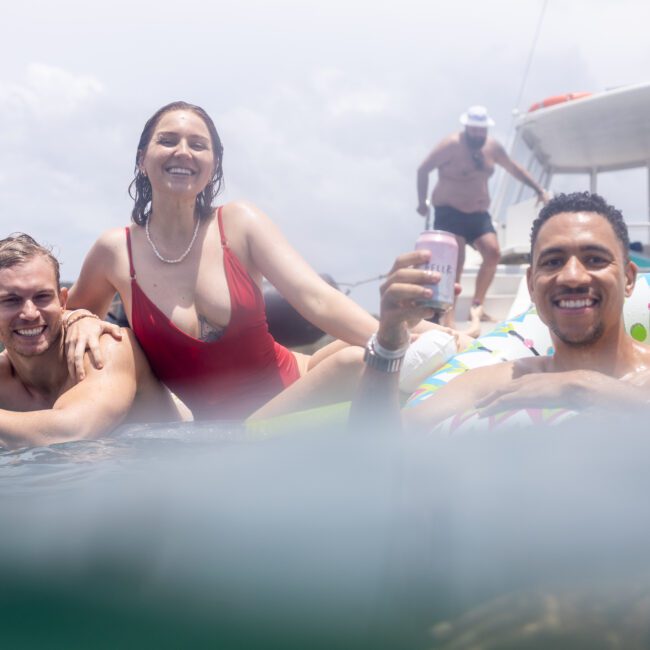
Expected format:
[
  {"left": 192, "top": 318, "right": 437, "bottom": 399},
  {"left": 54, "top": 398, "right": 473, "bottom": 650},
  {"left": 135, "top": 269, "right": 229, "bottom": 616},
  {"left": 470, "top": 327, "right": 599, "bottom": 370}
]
[{"left": 433, "top": 205, "right": 496, "bottom": 245}]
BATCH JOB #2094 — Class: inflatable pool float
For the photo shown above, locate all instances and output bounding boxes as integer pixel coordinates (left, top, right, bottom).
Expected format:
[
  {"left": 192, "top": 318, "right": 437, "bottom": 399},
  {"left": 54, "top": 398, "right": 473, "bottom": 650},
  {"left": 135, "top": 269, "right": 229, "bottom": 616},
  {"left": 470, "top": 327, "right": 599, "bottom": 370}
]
[
  {"left": 247, "top": 273, "right": 650, "bottom": 435},
  {"left": 431, "top": 406, "right": 577, "bottom": 436}
]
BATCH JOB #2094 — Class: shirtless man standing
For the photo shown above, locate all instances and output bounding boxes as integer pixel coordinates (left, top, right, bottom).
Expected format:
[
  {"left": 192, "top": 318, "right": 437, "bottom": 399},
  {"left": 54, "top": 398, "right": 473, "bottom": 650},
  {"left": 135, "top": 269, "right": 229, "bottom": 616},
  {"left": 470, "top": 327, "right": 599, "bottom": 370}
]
[
  {"left": 416, "top": 105, "right": 549, "bottom": 331},
  {"left": 355, "top": 192, "right": 650, "bottom": 433},
  {"left": 0, "top": 234, "right": 183, "bottom": 450}
]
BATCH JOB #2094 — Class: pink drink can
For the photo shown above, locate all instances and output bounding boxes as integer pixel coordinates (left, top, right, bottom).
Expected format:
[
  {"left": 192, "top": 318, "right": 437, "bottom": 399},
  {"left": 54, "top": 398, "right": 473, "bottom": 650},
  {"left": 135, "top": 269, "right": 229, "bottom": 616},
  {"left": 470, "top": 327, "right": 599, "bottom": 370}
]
[{"left": 415, "top": 229, "right": 458, "bottom": 314}]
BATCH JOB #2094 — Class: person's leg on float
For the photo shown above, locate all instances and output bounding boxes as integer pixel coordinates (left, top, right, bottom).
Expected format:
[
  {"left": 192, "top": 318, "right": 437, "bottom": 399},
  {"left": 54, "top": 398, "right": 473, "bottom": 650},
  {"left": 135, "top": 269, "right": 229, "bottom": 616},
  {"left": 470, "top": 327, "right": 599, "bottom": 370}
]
[
  {"left": 249, "top": 345, "right": 366, "bottom": 420},
  {"left": 292, "top": 338, "right": 367, "bottom": 373}
]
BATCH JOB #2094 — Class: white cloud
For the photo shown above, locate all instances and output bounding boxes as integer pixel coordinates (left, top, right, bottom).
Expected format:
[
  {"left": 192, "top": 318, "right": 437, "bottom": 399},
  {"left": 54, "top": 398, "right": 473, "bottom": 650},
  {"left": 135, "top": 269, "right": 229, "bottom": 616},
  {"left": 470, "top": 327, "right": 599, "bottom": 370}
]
[
  {"left": 327, "top": 89, "right": 392, "bottom": 118},
  {"left": 309, "top": 67, "right": 395, "bottom": 118},
  {"left": 216, "top": 71, "right": 416, "bottom": 307},
  {"left": 2, "top": 1, "right": 650, "bottom": 308},
  {"left": 0, "top": 64, "right": 130, "bottom": 282},
  {"left": 0, "top": 63, "right": 104, "bottom": 119}
]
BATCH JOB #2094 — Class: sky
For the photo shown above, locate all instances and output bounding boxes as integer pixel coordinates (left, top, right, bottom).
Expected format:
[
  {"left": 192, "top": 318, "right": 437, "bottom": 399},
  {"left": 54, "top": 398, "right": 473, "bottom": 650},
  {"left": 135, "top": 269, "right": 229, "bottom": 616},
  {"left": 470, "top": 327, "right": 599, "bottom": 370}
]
[{"left": 2, "top": 0, "right": 650, "bottom": 311}]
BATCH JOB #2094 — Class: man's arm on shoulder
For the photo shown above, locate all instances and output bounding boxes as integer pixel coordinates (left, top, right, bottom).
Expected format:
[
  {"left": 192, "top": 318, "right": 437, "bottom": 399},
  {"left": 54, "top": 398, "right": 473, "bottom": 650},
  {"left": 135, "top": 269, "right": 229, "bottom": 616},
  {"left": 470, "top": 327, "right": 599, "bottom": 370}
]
[
  {"left": 492, "top": 141, "right": 549, "bottom": 204},
  {"left": 0, "top": 334, "right": 137, "bottom": 450}
]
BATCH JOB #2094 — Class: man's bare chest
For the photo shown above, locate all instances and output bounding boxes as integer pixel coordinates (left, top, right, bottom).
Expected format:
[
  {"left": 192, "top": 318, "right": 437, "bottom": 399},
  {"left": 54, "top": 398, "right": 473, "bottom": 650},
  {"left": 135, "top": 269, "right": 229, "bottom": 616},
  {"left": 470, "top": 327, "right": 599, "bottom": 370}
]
[
  {"left": 439, "top": 154, "right": 495, "bottom": 181},
  {"left": 0, "top": 384, "right": 59, "bottom": 412}
]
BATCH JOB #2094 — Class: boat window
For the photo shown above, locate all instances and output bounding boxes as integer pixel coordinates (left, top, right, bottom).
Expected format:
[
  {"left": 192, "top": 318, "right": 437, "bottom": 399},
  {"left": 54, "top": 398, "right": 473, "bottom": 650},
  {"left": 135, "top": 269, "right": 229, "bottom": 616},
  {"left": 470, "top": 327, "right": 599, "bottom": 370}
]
[
  {"left": 548, "top": 173, "right": 591, "bottom": 194},
  {"left": 595, "top": 169, "right": 648, "bottom": 240},
  {"left": 550, "top": 169, "right": 649, "bottom": 245}
]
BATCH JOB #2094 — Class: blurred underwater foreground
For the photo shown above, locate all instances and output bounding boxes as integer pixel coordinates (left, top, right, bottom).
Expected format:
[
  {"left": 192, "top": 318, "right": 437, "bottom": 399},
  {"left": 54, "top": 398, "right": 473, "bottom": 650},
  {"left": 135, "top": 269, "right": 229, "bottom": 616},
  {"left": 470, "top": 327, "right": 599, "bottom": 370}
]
[{"left": 2, "top": 416, "right": 650, "bottom": 649}]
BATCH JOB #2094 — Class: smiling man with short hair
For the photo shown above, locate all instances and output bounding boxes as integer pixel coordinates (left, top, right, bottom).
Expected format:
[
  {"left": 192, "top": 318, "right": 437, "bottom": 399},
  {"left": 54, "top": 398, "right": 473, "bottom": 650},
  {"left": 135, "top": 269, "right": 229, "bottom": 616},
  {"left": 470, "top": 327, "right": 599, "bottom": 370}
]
[
  {"left": 0, "top": 233, "right": 184, "bottom": 450},
  {"left": 354, "top": 192, "right": 650, "bottom": 433}
]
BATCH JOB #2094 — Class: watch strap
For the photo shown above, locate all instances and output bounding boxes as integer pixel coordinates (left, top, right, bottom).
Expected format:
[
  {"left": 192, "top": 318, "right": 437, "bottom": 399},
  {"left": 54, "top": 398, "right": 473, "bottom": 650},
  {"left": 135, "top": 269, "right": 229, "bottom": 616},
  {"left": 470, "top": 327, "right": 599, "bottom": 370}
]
[{"left": 363, "top": 334, "right": 406, "bottom": 373}]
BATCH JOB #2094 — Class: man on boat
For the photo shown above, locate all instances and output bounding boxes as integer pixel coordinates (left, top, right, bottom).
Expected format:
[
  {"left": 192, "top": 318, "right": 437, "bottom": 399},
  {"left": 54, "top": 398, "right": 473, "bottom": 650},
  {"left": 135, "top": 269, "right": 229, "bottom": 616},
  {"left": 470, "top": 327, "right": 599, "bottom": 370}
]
[
  {"left": 416, "top": 105, "right": 550, "bottom": 333},
  {"left": 0, "top": 234, "right": 184, "bottom": 450},
  {"left": 356, "top": 192, "right": 650, "bottom": 433}
]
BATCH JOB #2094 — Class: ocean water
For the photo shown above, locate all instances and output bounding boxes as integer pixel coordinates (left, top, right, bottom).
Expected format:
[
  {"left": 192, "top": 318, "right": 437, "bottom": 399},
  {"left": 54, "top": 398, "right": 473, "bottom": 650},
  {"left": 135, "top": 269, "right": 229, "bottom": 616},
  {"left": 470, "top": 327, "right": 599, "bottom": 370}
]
[{"left": 2, "top": 416, "right": 650, "bottom": 649}]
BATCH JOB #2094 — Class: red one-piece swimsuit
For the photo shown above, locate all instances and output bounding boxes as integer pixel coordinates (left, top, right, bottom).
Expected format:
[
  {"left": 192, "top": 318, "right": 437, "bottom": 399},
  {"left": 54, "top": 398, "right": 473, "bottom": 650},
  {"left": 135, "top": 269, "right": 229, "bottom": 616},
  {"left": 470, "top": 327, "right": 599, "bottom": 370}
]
[{"left": 126, "top": 207, "right": 301, "bottom": 420}]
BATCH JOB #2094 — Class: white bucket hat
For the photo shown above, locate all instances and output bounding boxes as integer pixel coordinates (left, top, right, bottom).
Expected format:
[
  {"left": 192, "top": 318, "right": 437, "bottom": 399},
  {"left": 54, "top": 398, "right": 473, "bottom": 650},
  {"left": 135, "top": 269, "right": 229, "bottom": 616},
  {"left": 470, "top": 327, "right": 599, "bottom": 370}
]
[{"left": 459, "top": 105, "right": 495, "bottom": 128}]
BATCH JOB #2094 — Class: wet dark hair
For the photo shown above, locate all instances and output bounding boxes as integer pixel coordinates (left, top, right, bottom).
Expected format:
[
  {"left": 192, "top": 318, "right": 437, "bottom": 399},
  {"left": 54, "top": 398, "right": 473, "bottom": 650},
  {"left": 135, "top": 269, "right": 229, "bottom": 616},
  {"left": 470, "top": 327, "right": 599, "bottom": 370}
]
[
  {"left": 129, "top": 101, "right": 225, "bottom": 226},
  {"left": 531, "top": 191, "right": 630, "bottom": 261},
  {"left": 0, "top": 233, "right": 60, "bottom": 290}
]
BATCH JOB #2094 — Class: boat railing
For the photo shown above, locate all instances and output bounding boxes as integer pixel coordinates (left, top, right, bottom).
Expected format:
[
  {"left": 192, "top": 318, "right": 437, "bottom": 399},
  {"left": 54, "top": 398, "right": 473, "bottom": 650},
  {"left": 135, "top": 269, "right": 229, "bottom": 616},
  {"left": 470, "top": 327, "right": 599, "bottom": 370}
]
[{"left": 627, "top": 223, "right": 650, "bottom": 235}]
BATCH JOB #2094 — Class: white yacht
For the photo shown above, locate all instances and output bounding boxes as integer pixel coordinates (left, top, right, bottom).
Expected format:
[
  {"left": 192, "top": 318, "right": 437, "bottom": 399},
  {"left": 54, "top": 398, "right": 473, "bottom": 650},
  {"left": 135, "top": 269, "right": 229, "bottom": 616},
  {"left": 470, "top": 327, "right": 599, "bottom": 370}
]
[{"left": 458, "top": 81, "right": 650, "bottom": 325}]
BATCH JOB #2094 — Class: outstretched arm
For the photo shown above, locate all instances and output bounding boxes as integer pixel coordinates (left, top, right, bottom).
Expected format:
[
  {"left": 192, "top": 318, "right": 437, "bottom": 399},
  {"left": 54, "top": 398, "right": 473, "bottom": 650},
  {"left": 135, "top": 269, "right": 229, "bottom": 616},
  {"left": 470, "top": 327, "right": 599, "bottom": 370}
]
[
  {"left": 349, "top": 251, "right": 434, "bottom": 433},
  {"left": 239, "top": 202, "right": 379, "bottom": 347},
  {"left": 493, "top": 143, "right": 550, "bottom": 204},
  {"left": 349, "top": 250, "right": 515, "bottom": 434},
  {"left": 0, "top": 335, "right": 137, "bottom": 450}
]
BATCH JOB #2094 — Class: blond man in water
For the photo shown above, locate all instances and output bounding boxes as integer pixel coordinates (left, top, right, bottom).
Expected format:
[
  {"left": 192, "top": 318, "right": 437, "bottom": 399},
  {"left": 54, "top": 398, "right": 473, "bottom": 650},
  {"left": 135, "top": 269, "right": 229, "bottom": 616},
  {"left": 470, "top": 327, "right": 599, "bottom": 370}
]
[{"left": 0, "top": 234, "right": 184, "bottom": 450}]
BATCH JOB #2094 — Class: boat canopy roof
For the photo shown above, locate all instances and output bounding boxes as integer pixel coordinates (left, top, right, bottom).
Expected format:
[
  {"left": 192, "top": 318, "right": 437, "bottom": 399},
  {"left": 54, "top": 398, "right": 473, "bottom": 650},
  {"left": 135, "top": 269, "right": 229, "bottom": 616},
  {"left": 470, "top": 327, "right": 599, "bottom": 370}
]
[{"left": 515, "top": 82, "right": 650, "bottom": 174}]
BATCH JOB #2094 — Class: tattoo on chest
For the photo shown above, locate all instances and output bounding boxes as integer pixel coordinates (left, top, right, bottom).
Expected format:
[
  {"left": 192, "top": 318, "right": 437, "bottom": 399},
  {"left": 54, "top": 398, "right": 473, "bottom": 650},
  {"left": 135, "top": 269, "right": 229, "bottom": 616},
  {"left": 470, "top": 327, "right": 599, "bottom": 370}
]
[{"left": 198, "top": 315, "right": 225, "bottom": 343}]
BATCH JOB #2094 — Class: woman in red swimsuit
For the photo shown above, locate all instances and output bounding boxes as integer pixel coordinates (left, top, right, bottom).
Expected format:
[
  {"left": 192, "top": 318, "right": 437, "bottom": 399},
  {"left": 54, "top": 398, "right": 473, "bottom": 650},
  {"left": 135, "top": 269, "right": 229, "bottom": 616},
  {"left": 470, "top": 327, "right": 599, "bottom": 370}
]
[{"left": 63, "top": 101, "right": 389, "bottom": 420}]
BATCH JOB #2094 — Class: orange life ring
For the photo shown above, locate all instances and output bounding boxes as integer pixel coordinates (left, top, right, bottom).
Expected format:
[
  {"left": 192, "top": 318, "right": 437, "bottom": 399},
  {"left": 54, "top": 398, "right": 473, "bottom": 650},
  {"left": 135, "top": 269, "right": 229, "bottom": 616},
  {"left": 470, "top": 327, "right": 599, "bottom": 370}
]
[{"left": 528, "top": 92, "right": 591, "bottom": 112}]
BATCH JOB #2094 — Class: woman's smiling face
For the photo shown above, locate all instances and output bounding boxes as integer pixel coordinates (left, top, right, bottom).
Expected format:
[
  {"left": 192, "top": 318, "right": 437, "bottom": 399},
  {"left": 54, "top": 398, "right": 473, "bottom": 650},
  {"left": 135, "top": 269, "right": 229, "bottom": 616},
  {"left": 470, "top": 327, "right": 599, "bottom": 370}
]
[{"left": 140, "top": 109, "right": 215, "bottom": 200}]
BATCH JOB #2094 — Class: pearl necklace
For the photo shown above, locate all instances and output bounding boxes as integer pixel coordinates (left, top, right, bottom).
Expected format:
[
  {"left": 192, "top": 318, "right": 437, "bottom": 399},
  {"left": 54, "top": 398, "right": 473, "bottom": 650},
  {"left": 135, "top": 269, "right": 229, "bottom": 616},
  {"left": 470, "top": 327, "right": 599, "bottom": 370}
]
[{"left": 145, "top": 216, "right": 200, "bottom": 264}]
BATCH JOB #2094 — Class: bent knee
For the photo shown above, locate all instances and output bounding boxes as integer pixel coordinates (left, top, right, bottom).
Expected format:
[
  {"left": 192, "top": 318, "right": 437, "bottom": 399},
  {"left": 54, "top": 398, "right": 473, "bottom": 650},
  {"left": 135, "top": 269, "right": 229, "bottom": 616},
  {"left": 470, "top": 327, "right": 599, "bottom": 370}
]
[
  {"left": 481, "top": 247, "right": 500, "bottom": 265},
  {"left": 333, "top": 345, "right": 365, "bottom": 367},
  {"left": 321, "top": 345, "right": 365, "bottom": 375}
]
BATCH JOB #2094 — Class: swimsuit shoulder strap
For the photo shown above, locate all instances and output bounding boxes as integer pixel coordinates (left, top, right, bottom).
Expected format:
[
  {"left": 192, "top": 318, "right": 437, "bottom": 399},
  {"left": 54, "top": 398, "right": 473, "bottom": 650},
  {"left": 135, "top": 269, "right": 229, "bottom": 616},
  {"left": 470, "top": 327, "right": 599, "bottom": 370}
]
[
  {"left": 125, "top": 226, "right": 136, "bottom": 279},
  {"left": 217, "top": 206, "right": 228, "bottom": 248}
]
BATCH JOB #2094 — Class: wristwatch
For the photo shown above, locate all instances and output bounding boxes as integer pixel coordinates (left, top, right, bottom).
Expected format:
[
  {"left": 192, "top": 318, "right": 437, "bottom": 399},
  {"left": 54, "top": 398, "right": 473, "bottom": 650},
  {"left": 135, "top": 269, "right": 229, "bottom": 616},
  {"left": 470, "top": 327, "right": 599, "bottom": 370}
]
[{"left": 363, "top": 334, "right": 406, "bottom": 373}]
